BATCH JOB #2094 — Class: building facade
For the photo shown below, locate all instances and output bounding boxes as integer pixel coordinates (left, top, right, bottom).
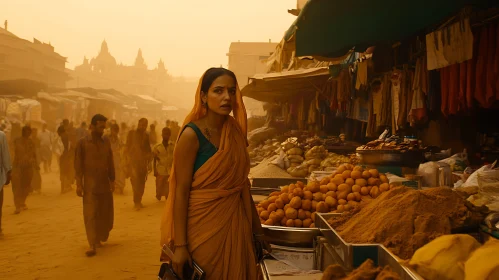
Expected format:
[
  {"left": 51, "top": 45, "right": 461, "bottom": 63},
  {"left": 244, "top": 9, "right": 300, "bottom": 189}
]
[
  {"left": 68, "top": 41, "right": 170, "bottom": 99},
  {"left": 227, "top": 41, "right": 277, "bottom": 116},
  {"left": 0, "top": 24, "right": 68, "bottom": 88}
]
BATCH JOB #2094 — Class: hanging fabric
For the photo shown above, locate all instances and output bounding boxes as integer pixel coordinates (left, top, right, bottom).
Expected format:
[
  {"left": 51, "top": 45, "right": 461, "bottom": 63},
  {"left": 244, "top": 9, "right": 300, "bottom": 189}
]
[
  {"left": 427, "top": 17, "right": 474, "bottom": 70},
  {"left": 409, "top": 58, "right": 427, "bottom": 125},
  {"left": 390, "top": 70, "right": 402, "bottom": 133},
  {"left": 355, "top": 60, "right": 368, "bottom": 90},
  {"left": 474, "top": 24, "right": 488, "bottom": 107},
  {"left": 485, "top": 22, "right": 497, "bottom": 105}
]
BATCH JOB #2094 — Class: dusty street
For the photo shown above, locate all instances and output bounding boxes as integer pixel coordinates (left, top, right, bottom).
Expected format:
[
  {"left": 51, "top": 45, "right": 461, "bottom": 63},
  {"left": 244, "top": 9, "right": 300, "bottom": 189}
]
[{"left": 0, "top": 170, "right": 164, "bottom": 280}]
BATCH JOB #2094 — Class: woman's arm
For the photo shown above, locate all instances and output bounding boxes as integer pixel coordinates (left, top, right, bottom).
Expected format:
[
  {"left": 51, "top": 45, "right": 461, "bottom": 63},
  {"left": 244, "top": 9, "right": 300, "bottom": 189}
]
[{"left": 171, "top": 127, "right": 198, "bottom": 277}]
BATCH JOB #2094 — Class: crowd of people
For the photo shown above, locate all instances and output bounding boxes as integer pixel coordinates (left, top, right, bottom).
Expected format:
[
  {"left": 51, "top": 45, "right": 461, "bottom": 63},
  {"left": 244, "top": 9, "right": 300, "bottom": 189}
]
[
  {"left": 0, "top": 115, "right": 179, "bottom": 254},
  {"left": 1, "top": 67, "right": 270, "bottom": 279}
]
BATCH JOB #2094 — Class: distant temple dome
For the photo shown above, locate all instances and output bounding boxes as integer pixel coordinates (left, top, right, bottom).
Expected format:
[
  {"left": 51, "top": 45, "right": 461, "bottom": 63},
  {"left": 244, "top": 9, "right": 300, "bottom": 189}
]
[{"left": 90, "top": 40, "right": 117, "bottom": 73}]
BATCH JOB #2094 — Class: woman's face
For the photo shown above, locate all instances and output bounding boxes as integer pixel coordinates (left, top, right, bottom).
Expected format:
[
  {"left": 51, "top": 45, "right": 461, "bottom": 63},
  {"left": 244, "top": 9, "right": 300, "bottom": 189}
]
[{"left": 202, "top": 75, "right": 237, "bottom": 116}]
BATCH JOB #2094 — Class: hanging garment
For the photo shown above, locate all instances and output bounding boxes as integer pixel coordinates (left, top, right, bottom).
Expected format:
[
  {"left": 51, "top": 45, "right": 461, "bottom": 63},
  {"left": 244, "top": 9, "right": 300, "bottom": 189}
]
[
  {"left": 440, "top": 67, "right": 450, "bottom": 116},
  {"left": 329, "top": 79, "right": 339, "bottom": 112},
  {"left": 366, "top": 91, "right": 376, "bottom": 137},
  {"left": 459, "top": 62, "right": 467, "bottom": 112},
  {"left": 390, "top": 71, "right": 402, "bottom": 134},
  {"left": 337, "top": 69, "right": 351, "bottom": 104},
  {"left": 495, "top": 22, "right": 499, "bottom": 99},
  {"left": 405, "top": 70, "right": 415, "bottom": 122},
  {"left": 372, "top": 81, "right": 383, "bottom": 127},
  {"left": 466, "top": 29, "right": 479, "bottom": 110},
  {"left": 485, "top": 22, "right": 497, "bottom": 106},
  {"left": 355, "top": 60, "right": 368, "bottom": 90},
  {"left": 427, "top": 70, "right": 441, "bottom": 115},
  {"left": 307, "top": 97, "right": 317, "bottom": 126},
  {"left": 427, "top": 29, "right": 450, "bottom": 70},
  {"left": 297, "top": 96, "right": 305, "bottom": 131},
  {"left": 380, "top": 74, "right": 392, "bottom": 127},
  {"left": 427, "top": 18, "right": 473, "bottom": 70},
  {"left": 475, "top": 25, "right": 488, "bottom": 107},
  {"left": 421, "top": 55, "right": 429, "bottom": 95},
  {"left": 410, "top": 58, "right": 427, "bottom": 124},
  {"left": 448, "top": 63, "right": 460, "bottom": 116},
  {"left": 399, "top": 69, "right": 411, "bottom": 127}
]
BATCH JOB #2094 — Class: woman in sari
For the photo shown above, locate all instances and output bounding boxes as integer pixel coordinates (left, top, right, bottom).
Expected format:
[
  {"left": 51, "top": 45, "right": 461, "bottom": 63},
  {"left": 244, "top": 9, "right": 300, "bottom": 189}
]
[{"left": 160, "top": 68, "right": 269, "bottom": 279}]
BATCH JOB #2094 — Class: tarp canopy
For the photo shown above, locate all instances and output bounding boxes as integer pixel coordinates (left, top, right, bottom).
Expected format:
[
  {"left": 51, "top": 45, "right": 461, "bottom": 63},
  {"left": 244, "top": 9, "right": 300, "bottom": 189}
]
[
  {"left": 0, "top": 79, "right": 47, "bottom": 96},
  {"left": 162, "top": 105, "right": 179, "bottom": 111},
  {"left": 37, "top": 92, "right": 61, "bottom": 104},
  {"left": 241, "top": 67, "right": 330, "bottom": 102},
  {"left": 295, "top": 0, "right": 494, "bottom": 58},
  {"left": 135, "top": 94, "right": 162, "bottom": 105},
  {"left": 53, "top": 90, "right": 96, "bottom": 100}
]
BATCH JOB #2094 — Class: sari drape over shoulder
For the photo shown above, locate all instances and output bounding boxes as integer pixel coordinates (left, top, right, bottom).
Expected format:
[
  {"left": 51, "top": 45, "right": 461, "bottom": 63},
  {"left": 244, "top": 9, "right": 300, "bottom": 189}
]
[{"left": 160, "top": 70, "right": 257, "bottom": 280}]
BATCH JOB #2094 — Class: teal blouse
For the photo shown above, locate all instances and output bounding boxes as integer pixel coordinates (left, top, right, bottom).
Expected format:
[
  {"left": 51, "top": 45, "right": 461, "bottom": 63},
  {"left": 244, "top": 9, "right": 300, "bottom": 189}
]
[{"left": 183, "top": 122, "right": 218, "bottom": 173}]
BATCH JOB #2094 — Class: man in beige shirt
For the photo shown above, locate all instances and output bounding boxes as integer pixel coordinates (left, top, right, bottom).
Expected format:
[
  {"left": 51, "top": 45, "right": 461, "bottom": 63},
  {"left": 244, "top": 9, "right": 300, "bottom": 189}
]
[{"left": 153, "top": 127, "right": 174, "bottom": 201}]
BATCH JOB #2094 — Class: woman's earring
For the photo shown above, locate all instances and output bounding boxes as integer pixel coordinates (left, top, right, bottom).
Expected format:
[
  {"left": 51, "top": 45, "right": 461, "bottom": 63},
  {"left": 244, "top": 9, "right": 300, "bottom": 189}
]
[{"left": 203, "top": 102, "right": 207, "bottom": 108}]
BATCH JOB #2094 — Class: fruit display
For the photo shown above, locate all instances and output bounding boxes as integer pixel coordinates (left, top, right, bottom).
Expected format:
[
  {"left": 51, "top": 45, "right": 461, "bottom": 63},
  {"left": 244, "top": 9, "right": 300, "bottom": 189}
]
[{"left": 256, "top": 164, "right": 388, "bottom": 228}]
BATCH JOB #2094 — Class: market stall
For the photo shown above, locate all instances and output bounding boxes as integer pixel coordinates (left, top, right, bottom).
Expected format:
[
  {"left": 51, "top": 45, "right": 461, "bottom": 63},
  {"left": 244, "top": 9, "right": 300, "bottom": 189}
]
[
  {"left": 254, "top": 163, "right": 497, "bottom": 279},
  {"left": 246, "top": 2, "right": 499, "bottom": 278}
]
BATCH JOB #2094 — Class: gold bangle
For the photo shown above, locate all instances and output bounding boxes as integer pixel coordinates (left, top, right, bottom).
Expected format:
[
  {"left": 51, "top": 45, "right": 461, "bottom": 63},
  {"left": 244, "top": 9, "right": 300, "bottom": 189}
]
[{"left": 174, "top": 242, "right": 188, "bottom": 248}]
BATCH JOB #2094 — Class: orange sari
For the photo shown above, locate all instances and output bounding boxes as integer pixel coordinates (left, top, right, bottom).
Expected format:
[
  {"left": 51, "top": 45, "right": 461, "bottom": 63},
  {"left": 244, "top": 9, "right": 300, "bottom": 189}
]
[{"left": 160, "top": 70, "right": 257, "bottom": 279}]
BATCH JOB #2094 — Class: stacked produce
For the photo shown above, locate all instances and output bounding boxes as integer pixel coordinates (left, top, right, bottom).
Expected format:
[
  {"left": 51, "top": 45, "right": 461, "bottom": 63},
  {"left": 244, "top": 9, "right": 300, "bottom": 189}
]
[
  {"left": 357, "top": 136, "right": 425, "bottom": 152},
  {"left": 249, "top": 139, "right": 281, "bottom": 164},
  {"left": 322, "top": 259, "right": 400, "bottom": 280},
  {"left": 256, "top": 164, "right": 388, "bottom": 227},
  {"left": 327, "top": 186, "right": 488, "bottom": 259},
  {"left": 405, "top": 235, "right": 499, "bottom": 280},
  {"left": 250, "top": 134, "right": 359, "bottom": 177},
  {"left": 249, "top": 157, "right": 292, "bottom": 178},
  {"left": 321, "top": 153, "right": 356, "bottom": 171}
]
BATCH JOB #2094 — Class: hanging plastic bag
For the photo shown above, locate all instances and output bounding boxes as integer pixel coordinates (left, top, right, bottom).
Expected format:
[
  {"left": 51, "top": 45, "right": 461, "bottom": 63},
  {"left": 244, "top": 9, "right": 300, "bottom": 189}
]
[{"left": 439, "top": 149, "right": 468, "bottom": 172}]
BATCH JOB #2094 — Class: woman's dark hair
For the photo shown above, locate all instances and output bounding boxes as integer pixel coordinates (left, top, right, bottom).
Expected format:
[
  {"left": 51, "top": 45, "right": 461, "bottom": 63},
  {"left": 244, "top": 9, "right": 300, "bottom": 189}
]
[{"left": 200, "top": 68, "right": 237, "bottom": 93}]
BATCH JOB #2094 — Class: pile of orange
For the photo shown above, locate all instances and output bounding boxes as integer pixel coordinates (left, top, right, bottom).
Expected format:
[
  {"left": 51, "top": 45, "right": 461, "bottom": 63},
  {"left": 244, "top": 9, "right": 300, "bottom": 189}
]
[{"left": 257, "top": 164, "right": 389, "bottom": 228}]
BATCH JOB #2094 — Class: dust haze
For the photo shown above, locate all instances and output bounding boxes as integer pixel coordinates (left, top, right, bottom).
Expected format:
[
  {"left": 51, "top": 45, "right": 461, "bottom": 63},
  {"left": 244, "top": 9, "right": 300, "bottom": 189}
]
[{"left": 0, "top": 1, "right": 295, "bottom": 279}]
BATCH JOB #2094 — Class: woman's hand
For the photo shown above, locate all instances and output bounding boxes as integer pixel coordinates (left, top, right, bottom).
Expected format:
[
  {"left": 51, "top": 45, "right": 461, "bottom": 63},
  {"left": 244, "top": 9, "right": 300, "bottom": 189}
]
[{"left": 172, "top": 246, "right": 192, "bottom": 279}]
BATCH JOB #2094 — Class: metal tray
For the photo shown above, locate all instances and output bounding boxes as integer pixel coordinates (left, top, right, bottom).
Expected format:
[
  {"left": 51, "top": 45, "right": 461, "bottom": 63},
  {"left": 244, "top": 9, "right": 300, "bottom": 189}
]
[
  {"left": 316, "top": 213, "right": 423, "bottom": 280},
  {"left": 251, "top": 187, "right": 281, "bottom": 197},
  {"left": 356, "top": 150, "right": 424, "bottom": 168},
  {"left": 252, "top": 177, "right": 307, "bottom": 188},
  {"left": 263, "top": 225, "right": 321, "bottom": 248}
]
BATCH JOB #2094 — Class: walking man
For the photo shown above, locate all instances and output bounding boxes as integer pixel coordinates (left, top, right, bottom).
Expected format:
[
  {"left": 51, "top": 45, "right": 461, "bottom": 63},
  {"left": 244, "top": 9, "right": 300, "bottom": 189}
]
[
  {"left": 30, "top": 128, "right": 42, "bottom": 194},
  {"left": 125, "top": 118, "right": 151, "bottom": 210},
  {"left": 75, "top": 122, "right": 88, "bottom": 141},
  {"left": 12, "top": 126, "right": 36, "bottom": 214},
  {"left": 152, "top": 127, "right": 174, "bottom": 201},
  {"left": 39, "top": 124, "right": 53, "bottom": 173},
  {"left": 75, "top": 114, "right": 115, "bottom": 257},
  {"left": 58, "top": 126, "right": 72, "bottom": 194},
  {"left": 106, "top": 124, "right": 126, "bottom": 194},
  {"left": 0, "top": 129, "right": 12, "bottom": 237}
]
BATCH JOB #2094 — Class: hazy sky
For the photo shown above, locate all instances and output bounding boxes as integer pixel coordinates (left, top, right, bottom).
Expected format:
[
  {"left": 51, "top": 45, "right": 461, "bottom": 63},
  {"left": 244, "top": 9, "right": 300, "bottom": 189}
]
[{"left": 2, "top": 0, "right": 296, "bottom": 77}]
